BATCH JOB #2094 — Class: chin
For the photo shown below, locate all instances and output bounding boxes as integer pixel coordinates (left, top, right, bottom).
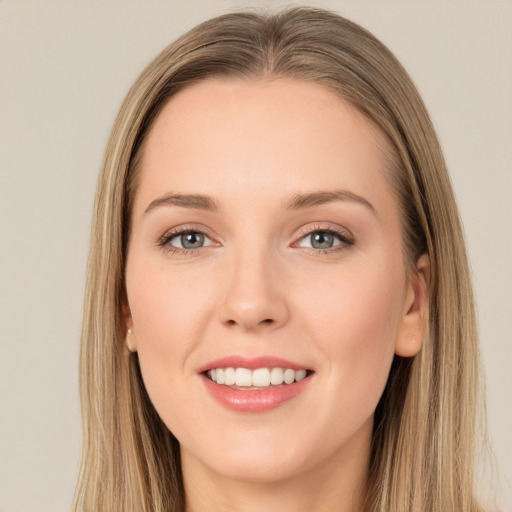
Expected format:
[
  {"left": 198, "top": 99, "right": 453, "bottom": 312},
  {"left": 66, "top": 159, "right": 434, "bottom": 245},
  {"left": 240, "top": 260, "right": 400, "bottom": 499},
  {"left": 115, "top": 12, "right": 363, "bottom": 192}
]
[
  {"left": 181, "top": 430, "right": 313, "bottom": 485},
  {"left": 209, "top": 454, "right": 305, "bottom": 485}
]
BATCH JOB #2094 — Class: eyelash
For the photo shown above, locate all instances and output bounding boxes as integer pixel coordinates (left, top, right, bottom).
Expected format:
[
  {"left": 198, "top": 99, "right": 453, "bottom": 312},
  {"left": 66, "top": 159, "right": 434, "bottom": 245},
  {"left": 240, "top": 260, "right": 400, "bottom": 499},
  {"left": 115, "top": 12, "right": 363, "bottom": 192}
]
[
  {"left": 158, "top": 225, "right": 215, "bottom": 255},
  {"left": 294, "top": 224, "right": 355, "bottom": 255},
  {"left": 158, "top": 224, "right": 355, "bottom": 256}
]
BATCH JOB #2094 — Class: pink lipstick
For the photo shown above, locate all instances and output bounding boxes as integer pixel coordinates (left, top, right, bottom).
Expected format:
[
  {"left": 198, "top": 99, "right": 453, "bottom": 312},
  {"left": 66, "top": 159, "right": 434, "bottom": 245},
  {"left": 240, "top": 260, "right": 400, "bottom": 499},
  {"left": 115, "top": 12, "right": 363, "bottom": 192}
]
[{"left": 199, "top": 355, "right": 313, "bottom": 413}]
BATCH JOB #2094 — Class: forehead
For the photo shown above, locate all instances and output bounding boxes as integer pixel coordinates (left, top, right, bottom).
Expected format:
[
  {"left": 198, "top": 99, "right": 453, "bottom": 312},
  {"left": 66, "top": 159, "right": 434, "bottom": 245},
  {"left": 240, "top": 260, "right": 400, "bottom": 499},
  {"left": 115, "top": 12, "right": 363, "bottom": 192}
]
[{"left": 135, "top": 77, "right": 395, "bottom": 215}]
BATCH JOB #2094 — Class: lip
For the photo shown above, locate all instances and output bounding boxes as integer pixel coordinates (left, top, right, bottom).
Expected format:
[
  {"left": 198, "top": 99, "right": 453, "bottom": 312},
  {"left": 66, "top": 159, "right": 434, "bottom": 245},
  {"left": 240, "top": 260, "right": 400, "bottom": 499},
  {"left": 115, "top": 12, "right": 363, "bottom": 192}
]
[
  {"left": 201, "top": 374, "right": 312, "bottom": 413},
  {"left": 198, "top": 355, "right": 310, "bottom": 373},
  {"left": 198, "top": 355, "right": 313, "bottom": 413}
]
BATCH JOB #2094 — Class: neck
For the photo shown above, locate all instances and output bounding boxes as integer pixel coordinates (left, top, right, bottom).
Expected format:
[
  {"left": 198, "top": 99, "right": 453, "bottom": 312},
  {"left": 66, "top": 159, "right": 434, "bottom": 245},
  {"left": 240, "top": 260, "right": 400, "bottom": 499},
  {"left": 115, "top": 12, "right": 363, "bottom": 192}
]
[{"left": 182, "top": 424, "right": 371, "bottom": 512}]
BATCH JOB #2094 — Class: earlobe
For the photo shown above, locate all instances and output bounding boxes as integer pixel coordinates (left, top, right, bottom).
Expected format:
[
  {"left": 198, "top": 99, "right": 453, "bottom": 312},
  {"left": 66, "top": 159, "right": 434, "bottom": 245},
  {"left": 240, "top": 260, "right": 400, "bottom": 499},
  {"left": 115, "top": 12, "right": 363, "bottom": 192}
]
[
  {"left": 394, "top": 254, "right": 430, "bottom": 357},
  {"left": 125, "top": 328, "right": 136, "bottom": 352},
  {"left": 122, "top": 300, "right": 137, "bottom": 352}
]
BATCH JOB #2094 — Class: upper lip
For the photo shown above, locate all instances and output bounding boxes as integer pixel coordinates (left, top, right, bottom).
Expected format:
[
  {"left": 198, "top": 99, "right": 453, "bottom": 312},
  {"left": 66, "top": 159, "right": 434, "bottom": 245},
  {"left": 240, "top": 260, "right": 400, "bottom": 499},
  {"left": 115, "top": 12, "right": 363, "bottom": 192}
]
[{"left": 198, "top": 355, "right": 311, "bottom": 373}]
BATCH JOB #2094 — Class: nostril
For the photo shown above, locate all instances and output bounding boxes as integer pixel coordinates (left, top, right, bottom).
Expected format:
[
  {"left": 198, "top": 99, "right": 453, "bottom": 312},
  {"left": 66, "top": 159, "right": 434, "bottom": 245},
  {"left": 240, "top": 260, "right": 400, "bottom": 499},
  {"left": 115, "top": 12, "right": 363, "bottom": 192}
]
[
  {"left": 224, "top": 318, "right": 275, "bottom": 328},
  {"left": 226, "top": 319, "right": 274, "bottom": 325}
]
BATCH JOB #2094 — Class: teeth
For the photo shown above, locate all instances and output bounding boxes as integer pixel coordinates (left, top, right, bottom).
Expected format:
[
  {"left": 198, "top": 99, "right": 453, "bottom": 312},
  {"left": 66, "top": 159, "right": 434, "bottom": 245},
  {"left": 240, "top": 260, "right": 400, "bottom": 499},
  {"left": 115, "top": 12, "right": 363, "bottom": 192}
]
[
  {"left": 295, "top": 369, "right": 307, "bottom": 382},
  {"left": 283, "top": 368, "right": 295, "bottom": 384},
  {"left": 270, "top": 367, "right": 284, "bottom": 385},
  {"left": 252, "top": 368, "right": 270, "bottom": 387},
  {"left": 224, "top": 367, "right": 235, "bottom": 386},
  {"left": 235, "top": 368, "right": 252, "bottom": 387},
  {"left": 207, "top": 367, "right": 309, "bottom": 388}
]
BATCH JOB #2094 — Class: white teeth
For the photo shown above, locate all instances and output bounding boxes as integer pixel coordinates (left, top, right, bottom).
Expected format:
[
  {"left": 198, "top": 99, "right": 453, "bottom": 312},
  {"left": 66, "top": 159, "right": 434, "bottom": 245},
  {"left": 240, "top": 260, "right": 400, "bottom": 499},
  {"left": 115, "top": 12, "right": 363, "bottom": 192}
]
[
  {"left": 295, "top": 369, "right": 307, "bottom": 382},
  {"left": 270, "top": 367, "right": 284, "bottom": 385},
  {"left": 208, "top": 367, "right": 309, "bottom": 387},
  {"left": 283, "top": 368, "right": 295, "bottom": 384},
  {"left": 224, "top": 367, "right": 236, "bottom": 386},
  {"left": 235, "top": 368, "right": 252, "bottom": 387},
  {"left": 252, "top": 368, "right": 270, "bottom": 387}
]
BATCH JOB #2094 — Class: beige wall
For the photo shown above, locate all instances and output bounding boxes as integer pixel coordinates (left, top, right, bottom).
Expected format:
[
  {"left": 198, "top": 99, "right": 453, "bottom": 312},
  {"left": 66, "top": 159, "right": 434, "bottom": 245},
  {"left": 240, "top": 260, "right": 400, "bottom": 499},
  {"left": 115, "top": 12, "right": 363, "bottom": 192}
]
[{"left": 0, "top": 1, "right": 510, "bottom": 510}]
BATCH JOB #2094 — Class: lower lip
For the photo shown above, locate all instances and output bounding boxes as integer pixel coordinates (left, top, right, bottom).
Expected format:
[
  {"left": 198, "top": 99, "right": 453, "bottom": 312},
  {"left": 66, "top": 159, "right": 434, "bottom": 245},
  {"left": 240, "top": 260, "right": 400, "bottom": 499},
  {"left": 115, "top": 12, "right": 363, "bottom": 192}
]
[{"left": 201, "top": 374, "right": 312, "bottom": 413}]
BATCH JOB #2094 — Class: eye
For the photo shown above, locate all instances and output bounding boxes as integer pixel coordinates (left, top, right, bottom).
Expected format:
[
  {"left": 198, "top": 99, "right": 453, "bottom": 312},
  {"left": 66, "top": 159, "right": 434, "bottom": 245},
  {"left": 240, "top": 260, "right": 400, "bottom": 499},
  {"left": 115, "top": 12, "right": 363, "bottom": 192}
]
[
  {"left": 300, "top": 231, "right": 339, "bottom": 249},
  {"left": 295, "top": 228, "right": 354, "bottom": 252},
  {"left": 162, "top": 230, "right": 215, "bottom": 251}
]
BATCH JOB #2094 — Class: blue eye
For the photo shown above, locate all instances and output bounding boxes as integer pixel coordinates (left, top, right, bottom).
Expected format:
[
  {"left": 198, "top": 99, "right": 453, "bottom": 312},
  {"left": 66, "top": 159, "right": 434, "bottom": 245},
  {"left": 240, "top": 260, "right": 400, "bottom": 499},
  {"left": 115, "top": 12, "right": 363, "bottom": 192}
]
[
  {"left": 297, "top": 229, "right": 353, "bottom": 251},
  {"left": 165, "top": 231, "right": 214, "bottom": 250},
  {"left": 306, "top": 232, "right": 337, "bottom": 249},
  {"left": 160, "top": 227, "right": 352, "bottom": 254}
]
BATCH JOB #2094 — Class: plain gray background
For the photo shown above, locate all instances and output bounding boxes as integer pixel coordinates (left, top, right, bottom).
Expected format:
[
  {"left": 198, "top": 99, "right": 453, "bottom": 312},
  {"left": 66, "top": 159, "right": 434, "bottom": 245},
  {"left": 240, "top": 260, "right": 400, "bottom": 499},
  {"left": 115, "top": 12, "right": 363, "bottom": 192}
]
[{"left": 0, "top": 1, "right": 511, "bottom": 511}]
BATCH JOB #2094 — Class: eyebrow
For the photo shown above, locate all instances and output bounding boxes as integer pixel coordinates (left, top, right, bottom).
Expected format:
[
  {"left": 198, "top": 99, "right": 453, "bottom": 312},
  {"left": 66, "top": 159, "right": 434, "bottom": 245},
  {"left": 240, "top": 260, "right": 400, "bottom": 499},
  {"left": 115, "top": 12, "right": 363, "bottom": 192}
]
[
  {"left": 144, "top": 189, "right": 375, "bottom": 215},
  {"left": 144, "top": 193, "right": 219, "bottom": 214},
  {"left": 284, "top": 190, "right": 376, "bottom": 214}
]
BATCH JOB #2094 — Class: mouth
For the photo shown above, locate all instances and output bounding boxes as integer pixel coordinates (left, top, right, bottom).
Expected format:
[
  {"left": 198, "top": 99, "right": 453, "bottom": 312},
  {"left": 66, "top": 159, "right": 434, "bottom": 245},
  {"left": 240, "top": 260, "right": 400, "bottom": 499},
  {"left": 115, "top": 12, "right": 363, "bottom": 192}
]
[
  {"left": 198, "top": 355, "right": 314, "bottom": 411},
  {"left": 203, "top": 367, "right": 313, "bottom": 389},
  {"left": 199, "top": 356, "right": 314, "bottom": 412}
]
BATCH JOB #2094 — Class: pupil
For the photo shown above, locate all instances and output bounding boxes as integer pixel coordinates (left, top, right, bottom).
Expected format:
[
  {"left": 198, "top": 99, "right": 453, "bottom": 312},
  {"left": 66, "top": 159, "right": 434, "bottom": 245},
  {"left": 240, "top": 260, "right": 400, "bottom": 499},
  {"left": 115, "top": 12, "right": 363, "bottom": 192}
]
[
  {"left": 181, "top": 232, "right": 204, "bottom": 249},
  {"left": 312, "top": 232, "right": 334, "bottom": 249}
]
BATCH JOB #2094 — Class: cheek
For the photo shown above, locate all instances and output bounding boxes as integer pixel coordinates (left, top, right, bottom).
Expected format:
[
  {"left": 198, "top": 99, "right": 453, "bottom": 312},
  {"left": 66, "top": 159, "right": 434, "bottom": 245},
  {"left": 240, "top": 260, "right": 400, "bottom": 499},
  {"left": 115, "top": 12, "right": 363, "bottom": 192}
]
[
  {"left": 125, "top": 258, "right": 215, "bottom": 413},
  {"left": 127, "top": 255, "right": 214, "bottom": 347},
  {"left": 300, "top": 260, "right": 405, "bottom": 409},
  {"left": 303, "top": 258, "right": 404, "bottom": 341}
]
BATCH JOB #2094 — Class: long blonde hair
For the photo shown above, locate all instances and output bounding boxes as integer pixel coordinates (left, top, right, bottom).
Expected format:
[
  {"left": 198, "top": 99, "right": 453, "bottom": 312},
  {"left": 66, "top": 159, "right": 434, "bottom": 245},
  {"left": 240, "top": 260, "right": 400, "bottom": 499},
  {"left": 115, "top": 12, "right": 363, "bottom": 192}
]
[{"left": 74, "top": 7, "right": 485, "bottom": 511}]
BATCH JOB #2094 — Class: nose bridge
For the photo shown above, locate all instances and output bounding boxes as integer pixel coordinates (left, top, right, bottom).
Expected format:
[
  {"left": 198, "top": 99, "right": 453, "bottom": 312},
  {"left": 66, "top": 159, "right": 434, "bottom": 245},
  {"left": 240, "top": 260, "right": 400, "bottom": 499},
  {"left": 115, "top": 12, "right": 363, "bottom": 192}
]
[{"left": 219, "top": 240, "right": 289, "bottom": 331}]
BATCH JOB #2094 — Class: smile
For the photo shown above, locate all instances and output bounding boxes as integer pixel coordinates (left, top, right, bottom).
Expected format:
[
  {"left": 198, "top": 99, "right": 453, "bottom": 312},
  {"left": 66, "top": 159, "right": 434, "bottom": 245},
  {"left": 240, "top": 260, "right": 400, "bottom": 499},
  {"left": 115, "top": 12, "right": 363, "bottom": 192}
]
[
  {"left": 199, "top": 357, "right": 314, "bottom": 412},
  {"left": 206, "top": 367, "right": 308, "bottom": 388}
]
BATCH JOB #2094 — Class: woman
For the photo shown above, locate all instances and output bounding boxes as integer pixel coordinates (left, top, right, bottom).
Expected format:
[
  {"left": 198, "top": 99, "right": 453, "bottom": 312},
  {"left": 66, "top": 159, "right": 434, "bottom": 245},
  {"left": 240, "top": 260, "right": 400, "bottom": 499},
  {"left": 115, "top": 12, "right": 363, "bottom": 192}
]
[{"left": 74, "top": 7, "right": 487, "bottom": 512}]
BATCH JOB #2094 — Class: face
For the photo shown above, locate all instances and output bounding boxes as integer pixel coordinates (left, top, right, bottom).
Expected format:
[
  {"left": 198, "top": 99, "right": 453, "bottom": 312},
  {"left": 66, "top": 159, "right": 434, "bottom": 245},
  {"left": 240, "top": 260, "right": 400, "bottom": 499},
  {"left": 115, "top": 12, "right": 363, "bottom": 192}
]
[{"left": 125, "top": 78, "right": 427, "bottom": 485}]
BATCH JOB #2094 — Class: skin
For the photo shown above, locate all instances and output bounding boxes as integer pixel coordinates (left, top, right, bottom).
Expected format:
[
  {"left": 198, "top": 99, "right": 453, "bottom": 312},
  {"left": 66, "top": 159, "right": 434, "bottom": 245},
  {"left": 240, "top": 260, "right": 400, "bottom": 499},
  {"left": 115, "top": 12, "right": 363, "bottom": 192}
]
[{"left": 124, "top": 78, "right": 429, "bottom": 512}]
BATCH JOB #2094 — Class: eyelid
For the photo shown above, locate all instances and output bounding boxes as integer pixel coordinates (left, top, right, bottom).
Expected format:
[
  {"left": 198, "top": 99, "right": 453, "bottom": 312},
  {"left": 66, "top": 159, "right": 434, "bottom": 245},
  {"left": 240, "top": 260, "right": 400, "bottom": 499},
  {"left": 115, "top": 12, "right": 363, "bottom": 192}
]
[
  {"left": 295, "top": 223, "right": 354, "bottom": 239},
  {"left": 292, "top": 223, "right": 355, "bottom": 251},
  {"left": 158, "top": 224, "right": 219, "bottom": 253}
]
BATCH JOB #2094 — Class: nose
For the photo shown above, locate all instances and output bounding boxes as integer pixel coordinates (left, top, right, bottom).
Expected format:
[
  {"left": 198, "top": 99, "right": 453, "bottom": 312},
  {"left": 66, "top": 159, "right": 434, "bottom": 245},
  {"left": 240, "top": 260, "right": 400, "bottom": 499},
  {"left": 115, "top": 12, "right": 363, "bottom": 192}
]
[{"left": 218, "top": 247, "right": 290, "bottom": 332}]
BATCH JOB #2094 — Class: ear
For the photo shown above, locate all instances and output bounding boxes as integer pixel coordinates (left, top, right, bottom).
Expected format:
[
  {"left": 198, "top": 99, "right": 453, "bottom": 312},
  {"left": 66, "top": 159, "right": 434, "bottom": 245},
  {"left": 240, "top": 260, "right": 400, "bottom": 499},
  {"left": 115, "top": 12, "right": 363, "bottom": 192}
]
[
  {"left": 122, "top": 300, "right": 137, "bottom": 352},
  {"left": 394, "top": 253, "right": 430, "bottom": 357}
]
